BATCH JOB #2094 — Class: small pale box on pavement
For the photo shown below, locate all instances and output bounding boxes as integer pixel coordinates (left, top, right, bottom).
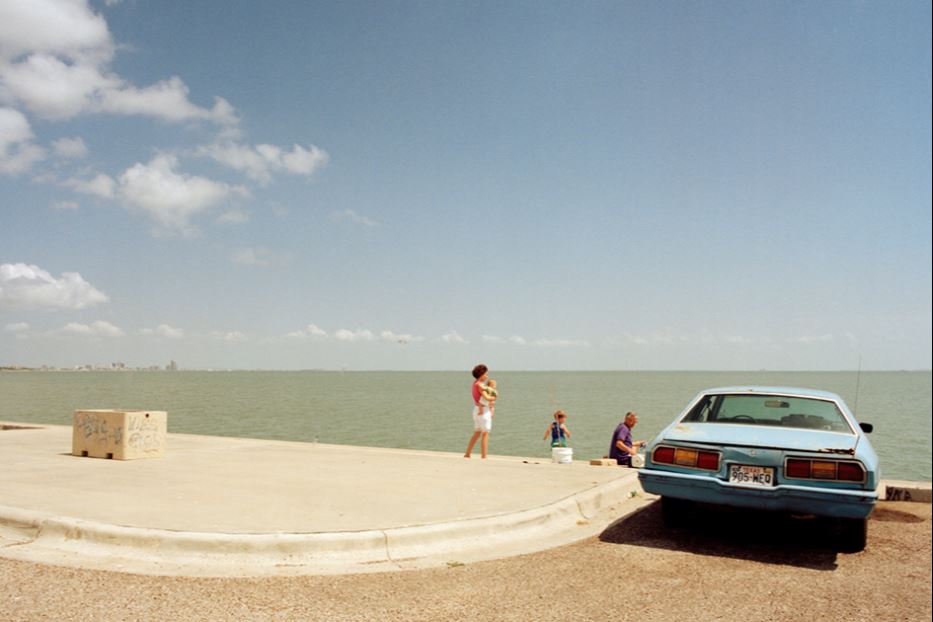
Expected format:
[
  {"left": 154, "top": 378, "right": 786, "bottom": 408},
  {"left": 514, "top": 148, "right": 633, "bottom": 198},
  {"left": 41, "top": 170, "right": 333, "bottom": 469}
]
[
  {"left": 589, "top": 458, "right": 618, "bottom": 466},
  {"left": 72, "top": 409, "right": 167, "bottom": 460}
]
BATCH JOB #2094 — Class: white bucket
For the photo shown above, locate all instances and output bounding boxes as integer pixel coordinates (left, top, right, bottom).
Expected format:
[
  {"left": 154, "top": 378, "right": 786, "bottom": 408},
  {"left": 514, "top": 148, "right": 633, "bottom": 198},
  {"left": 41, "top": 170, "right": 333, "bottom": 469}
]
[{"left": 551, "top": 447, "right": 573, "bottom": 464}]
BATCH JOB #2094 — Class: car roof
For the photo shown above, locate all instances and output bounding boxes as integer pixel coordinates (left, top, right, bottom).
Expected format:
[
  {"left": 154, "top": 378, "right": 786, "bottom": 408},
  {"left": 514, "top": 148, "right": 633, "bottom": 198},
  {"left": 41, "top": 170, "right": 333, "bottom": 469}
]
[{"left": 700, "top": 386, "right": 843, "bottom": 401}]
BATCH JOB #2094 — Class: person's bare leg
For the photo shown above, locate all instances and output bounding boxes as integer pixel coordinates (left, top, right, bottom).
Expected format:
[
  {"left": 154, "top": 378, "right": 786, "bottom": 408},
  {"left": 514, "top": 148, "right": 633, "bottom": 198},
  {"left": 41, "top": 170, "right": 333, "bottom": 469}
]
[
  {"left": 480, "top": 432, "right": 489, "bottom": 459},
  {"left": 464, "top": 431, "right": 481, "bottom": 457}
]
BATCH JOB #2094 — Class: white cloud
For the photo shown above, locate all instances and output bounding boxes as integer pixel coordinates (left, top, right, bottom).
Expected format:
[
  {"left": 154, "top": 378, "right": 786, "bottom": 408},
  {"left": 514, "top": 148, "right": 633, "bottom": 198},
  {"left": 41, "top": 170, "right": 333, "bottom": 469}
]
[
  {"left": 790, "top": 334, "right": 835, "bottom": 344},
  {"left": 0, "top": 107, "right": 44, "bottom": 174},
  {"left": 439, "top": 331, "right": 468, "bottom": 344},
  {"left": 52, "top": 136, "right": 88, "bottom": 158},
  {"left": 229, "top": 246, "right": 279, "bottom": 267},
  {"left": 0, "top": 2, "right": 237, "bottom": 126},
  {"left": 279, "top": 143, "right": 328, "bottom": 175},
  {"left": 118, "top": 154, "right": 235, "bottom": 233},
  {"left": 0, "top": 0, "right": 113, "bottom": 63},
  {"left": 286, "top": 324, "right": 328, "bottom": 340},
  {"left": 66, "top": 172, "right": 115, "bottom": 198},
  {"left": 98, "top": 78, "right": 238, "bottom": 126},
  {"left": 0, "top": 107, "right": 32, "bottom": 150},
  {"left": 331, "top": 209, "right": 379, "bottom": 227},
  {"left": 60, "top": 320, "right": 123, "bottom": 338},
  {"left": 335, "top": 328, "right": 375, "bottom": 342},
  {"left": 533, "top": 338, "right": 590, "bottom": 348},
  {"left": 4, "top": 322, "right": 29, "bottom": 333},
  {"left": 623, "top": 332, "right": 683, "bottom": 346},
  {"left": 482, "top": 335, "right": 527, "bottom": 345},
  {"left": 144, "top": 324, "right": 184, "bottom": 339},
  {"left": 200, "top": 141, "right": 328, "bottom": 184},
  {"left": 211, "top": 330, "right": 246, "bottom": 342},
  {"left": 0, "top": 262, "right": 109, "bottom": 311},
  {"left": 0, "top": 142, "right": 44, "bottom": 174},
  {"left": 216, "top": 209, "right": 250, "bottom": 225},
  {"left": 51, "top": 200, "right": 80, "bottom": 210},
  {"left": 1, "top": 52, "right": 119, "bottom": 120}
]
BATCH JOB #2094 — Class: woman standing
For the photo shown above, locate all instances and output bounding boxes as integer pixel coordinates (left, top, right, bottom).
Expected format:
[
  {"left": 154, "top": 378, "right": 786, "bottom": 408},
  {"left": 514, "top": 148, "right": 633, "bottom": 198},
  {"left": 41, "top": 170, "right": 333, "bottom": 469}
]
[{"left": 464, "top": 364, "right": 491, "bottom": 459}]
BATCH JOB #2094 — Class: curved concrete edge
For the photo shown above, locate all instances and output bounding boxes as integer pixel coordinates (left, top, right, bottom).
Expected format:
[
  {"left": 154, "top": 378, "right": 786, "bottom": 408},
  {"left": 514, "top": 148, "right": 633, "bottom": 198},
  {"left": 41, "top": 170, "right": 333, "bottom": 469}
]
[
  {"left": 0, "top": 474, "right": 651, "bottom": 577},
  {"left": 880, "top": 480, "right": 932, "bottom": 503}
]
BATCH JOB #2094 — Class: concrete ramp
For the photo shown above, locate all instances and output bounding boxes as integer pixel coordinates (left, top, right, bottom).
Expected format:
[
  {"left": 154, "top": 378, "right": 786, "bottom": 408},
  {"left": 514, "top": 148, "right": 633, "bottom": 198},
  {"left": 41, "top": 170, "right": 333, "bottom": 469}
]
[{"left": 0, "top": 423, "right": 652, "bottom": 576}]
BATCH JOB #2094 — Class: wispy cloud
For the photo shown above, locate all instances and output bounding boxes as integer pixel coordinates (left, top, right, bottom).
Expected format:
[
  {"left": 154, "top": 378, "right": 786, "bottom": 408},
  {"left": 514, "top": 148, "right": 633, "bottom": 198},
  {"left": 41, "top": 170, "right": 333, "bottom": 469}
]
[
  {"left": 52, "top": 136, "right": 88, "bottom": 159},
  {"left": 60, "top": 320, "right": 124, "bottom": 338},
  {"left": 331, "top": 209, "right": 379, "bottom": 228},
  {"left": 483, "top": 335, "right": 528, "bottom": 346},
  {"left": 200, "top": 141, "right": 328, "bottom": 185},
  {"left": 141, "top": 324, "right": 184, "bottom": 339},
  {"left": 216, "top": 208, "right": 250, "bottom": 225},
  {"left": 532, "top": 338, "right": 590, "bottom": 347},
  {"left": 790, "top": 334, "right": 835, "bottom": 344},
  {"left": 439, "top": 331, "right": 468, "bottom": 345},
  {"left": 65, "top": 172, "right": 115, "bottom": 198},
  {"left": 285, "top": 324, "right": 328, "bottom": 340},
  {"left": 229, "top": 246, "right": 281, "bottom": 267},
  {"left": 335, "top": 328, "right": 375, "bottom": 342},
  {"left": 211, "top": 330, "right": 247, "bottom": 342}
]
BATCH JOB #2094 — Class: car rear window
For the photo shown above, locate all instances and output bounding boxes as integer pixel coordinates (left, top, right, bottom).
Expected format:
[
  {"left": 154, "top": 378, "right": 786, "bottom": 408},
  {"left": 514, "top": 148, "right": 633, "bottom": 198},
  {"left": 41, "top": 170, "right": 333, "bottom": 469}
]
[{"left": 681, "top": 394, "right": 853, "bottom": 432}]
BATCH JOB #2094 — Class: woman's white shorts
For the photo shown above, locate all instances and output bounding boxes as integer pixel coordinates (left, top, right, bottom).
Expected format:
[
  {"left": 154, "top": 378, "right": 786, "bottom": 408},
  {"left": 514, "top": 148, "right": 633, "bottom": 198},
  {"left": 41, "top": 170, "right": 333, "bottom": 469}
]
[{"left": 472, "top": 407, "right": 492, "bottom": 432}]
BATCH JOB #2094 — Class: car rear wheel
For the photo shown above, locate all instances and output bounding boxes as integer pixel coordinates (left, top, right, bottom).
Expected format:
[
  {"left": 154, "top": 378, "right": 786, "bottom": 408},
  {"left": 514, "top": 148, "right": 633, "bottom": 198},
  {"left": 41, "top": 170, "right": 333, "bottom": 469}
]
[
  {"left": 836, "top": 517, "right": 867, "bottom": 552},
  {"left": 661, "top": 496, "right": 692, "bottom": 528}
]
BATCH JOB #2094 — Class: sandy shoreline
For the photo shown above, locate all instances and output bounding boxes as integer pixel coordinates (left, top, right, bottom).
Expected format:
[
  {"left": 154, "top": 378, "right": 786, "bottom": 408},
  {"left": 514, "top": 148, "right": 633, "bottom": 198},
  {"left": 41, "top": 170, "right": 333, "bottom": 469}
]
[{"left": 2, "top": 500, "right": 929, "bottom": 622}]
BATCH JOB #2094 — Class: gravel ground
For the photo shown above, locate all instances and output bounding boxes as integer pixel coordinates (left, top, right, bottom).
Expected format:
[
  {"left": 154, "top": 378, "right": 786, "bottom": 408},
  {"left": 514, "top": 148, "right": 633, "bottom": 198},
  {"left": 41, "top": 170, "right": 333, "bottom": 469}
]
[{"left": 2, "top": 501, "right": 929, "bottom": 622}]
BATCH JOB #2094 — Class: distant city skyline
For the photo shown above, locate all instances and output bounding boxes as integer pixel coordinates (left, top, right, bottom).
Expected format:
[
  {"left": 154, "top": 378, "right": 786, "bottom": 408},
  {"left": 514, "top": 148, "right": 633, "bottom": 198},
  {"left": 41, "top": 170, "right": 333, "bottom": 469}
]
[{"left": 2, "top": 1, "right": 930, "bottom": 371}]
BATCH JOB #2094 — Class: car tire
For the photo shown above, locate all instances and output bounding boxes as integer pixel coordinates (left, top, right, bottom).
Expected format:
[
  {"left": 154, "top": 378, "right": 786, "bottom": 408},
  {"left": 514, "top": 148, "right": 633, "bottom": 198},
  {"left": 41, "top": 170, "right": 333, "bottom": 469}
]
[
  {"left": 661, "top": 496, "right": 691, "bottom": 528},
  {"left": 836, "top": 517, "right": 867, "bottom": 552}
]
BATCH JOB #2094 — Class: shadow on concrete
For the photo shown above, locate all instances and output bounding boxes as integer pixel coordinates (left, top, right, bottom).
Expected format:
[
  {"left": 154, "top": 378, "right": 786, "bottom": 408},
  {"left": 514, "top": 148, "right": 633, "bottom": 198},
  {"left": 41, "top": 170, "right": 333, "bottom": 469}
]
[{"left": 599, "top": 501, "right": 843, "bottom": 571}]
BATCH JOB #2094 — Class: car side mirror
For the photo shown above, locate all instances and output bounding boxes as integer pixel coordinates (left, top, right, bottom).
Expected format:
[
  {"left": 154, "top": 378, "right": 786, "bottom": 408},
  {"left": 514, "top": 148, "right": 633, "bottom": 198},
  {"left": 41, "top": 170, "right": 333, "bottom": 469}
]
[{"left": 859, "top": 422, "right": 873, "bottom": 434}]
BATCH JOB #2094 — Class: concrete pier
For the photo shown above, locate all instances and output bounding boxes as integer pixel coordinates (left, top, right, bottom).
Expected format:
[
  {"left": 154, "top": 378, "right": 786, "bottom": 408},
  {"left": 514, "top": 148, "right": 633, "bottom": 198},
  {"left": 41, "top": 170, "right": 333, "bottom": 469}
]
[{"left": 0, "top": 422, "right": 651, "bottom": 577}]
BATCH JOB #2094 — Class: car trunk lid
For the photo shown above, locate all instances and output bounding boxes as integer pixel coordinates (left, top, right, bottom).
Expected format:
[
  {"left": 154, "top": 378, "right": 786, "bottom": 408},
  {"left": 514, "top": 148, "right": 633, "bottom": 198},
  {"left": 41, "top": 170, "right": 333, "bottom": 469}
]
[{"left": 664, "top": 423, "right": 859, "bottom": 454}]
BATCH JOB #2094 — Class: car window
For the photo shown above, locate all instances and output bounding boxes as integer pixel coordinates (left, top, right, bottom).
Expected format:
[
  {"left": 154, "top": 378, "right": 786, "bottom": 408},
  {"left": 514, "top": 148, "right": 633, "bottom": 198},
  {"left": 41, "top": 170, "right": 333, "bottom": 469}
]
[{"left": 682, "top": 394, "right": 852, "bottom": 432}]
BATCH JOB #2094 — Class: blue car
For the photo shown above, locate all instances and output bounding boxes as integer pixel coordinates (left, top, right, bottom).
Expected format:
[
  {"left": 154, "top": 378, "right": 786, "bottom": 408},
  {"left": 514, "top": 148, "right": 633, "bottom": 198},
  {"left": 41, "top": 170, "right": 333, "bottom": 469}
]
[{"left": 638, "top": 386, "right": 880, "bottom": 551}]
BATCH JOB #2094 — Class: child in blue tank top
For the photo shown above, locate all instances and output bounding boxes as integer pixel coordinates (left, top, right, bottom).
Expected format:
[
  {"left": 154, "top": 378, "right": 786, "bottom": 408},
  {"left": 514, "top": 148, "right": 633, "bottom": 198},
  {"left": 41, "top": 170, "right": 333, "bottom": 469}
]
[{"left": 543, "top": 410, "right": 571, "bottom": 447}]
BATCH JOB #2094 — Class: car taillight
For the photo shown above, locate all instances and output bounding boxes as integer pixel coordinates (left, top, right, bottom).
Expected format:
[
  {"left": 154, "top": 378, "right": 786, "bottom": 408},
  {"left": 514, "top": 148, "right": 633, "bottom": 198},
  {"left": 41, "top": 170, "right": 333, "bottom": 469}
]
[
  {"left": 811, "top": 461, "right": 837, "bottom": 479},
  {"left": 785, "top": 458, "right": 811, "bottom": 478},
  {"left": 651, "top": 446, "right": 720, "bottom": 471},
  {"left": 837, "top": 462, "right": 866, "bottom": 482},
  {"left": 653, "top": 447, "right": 675, "bottom": 464},
  {"left": 674, "top": 448, "right": 698, "bottom": 466},
  {"left": 696, "top": 451, "right": 720, "bottom": 471},
  {"left": 785, "top": 458, "right": 865, "bottom": 483}
]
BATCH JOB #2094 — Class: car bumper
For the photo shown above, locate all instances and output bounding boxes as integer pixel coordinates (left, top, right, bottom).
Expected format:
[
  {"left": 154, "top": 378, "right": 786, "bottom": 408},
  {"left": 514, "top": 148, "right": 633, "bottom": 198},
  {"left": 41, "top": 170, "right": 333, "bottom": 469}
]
[{"left": 638, "top": 468, "right": 878, "bottom": 519}]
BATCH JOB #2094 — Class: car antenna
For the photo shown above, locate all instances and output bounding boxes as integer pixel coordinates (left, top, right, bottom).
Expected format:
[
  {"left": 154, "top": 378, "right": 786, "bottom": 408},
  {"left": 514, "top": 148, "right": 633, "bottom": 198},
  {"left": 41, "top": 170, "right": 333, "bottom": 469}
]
[{"left": 853, "top": 353, "right": 862, "bottom": 417}]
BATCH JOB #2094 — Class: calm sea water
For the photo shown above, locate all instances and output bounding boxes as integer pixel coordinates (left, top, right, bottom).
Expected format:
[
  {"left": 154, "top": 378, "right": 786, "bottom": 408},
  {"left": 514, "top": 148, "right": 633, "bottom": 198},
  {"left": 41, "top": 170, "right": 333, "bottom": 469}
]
[{"left": 1, "top": 370, "right": 929, "bottom": 481}]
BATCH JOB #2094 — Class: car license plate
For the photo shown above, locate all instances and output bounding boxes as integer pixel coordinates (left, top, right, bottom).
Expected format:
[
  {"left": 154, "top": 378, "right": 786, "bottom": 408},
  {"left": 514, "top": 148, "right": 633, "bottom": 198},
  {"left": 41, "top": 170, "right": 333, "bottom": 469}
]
[{"left": 729, "top": 465, "right": 774, "bottom": 487}]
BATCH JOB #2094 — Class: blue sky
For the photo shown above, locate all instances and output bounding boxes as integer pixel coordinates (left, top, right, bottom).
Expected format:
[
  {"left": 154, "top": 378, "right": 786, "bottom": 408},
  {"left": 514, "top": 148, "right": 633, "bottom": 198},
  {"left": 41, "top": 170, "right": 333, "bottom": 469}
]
[{"left": 1, "top": 0, "right": 930, "bottom": 371}]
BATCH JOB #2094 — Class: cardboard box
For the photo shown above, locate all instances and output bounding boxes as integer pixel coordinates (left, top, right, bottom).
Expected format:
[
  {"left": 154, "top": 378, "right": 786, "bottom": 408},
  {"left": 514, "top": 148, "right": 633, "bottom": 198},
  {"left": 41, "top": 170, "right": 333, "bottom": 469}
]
[{"left": 72, "top": 410, "right": 167, "bottom": 460}]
